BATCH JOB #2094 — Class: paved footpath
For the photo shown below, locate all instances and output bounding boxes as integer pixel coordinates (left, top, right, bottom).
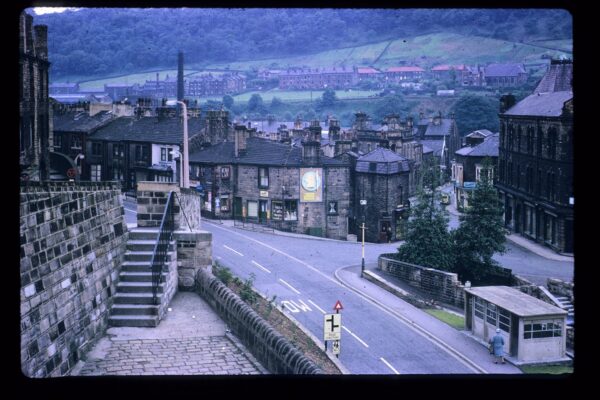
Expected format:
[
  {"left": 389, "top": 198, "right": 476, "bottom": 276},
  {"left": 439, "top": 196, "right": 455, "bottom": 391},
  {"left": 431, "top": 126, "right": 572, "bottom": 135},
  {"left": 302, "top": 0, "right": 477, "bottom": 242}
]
[{"left": 72, "top": 291, "right": 268, "bottom": 376}]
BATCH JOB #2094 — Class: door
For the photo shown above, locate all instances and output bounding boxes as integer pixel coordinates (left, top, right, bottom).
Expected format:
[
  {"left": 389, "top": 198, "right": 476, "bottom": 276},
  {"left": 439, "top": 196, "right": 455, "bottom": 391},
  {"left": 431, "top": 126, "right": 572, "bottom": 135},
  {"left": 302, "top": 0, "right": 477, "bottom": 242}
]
[
  {"left": 233, "top": 197, "right": 243, "bottom": 219},
  {"left": 259, "top": 200, "right": 268, "bottom": 223},
  {"left": 380, "top": 221, "right": 391, "bottom": 243}
]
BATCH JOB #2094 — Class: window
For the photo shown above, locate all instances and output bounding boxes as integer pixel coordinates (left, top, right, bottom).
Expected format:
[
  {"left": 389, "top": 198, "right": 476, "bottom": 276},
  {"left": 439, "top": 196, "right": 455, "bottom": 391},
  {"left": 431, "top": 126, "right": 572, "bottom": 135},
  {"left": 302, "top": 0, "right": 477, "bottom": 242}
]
[
  {"left": 369, "top": 162, "right": 377, "bottom": 172},
  {"left": 90, "top": 164, "right": 101, "bottom": 181},
  {"left": 161, "top": 147, "right": 173, "bottom": 162},
  {"left": 284, "top": 200, "right": 298, "bottom": 221},
  {"left": 498, "top": 307, "right": 511, "bottom": 333},
  {"left": 247, "top": 200, "right": 258, "bottom": 218},
  {"left": 524, "top": 319, "right": 562, "bottom": 339},
  {"left": 548, "top": 128, "right": 557, "bottom": 160},
  {"left": 112, "top": 166, "right": 124, "bottom": 181},
  {"left": 527, "top": 127, "right": 534, "bottom": 154},
  {"left": 258, "top": 167, "right": 269, "bottom": 189},
  {"left": 271, "top": 201, "right": 283, "bottom": 221},
  {"left": 113, "top": 144, "right": 124, "bottom": 158},
  {"left": 537, "top": 126, "right": 543, "bottom": 156},
  {"left": 486, "top": 303, "right": 497, "bottom": 325},
  {"left": 70, "top": 135, "right": 82, "bottom": 149},
  {"left": 220, "top": 197, "right": 229, "bottom": 212},
  {"left": 54, "top": 134, "right": 62, "bottom": 149},
  {"left": 221, "top": 166, "right": 230, "bottom": 179},
  {"left": 91, "top": 142, "right": 102, "bottom": 156},
  {"left": 134, "top": 145, "right": 149, "bottom": 164},
  {"left": 474, "top": 297, "right": 485, "bottom": 319},
  {"left": 516, "top": 126, "right": 522, "bottom": 152}
]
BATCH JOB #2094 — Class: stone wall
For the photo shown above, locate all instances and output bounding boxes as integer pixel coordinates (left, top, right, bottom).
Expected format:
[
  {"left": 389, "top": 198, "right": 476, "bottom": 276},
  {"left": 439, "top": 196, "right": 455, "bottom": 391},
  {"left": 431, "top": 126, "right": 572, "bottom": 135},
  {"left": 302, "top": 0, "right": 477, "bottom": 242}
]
[
  {"left": 378, "top": 256, "right": 465, "bottom": 308},
  {"left": 177, "top": 188, "right": 202, "bottom": 230},
  {"left": 195, "top": 269, "right": 321, "bottom": 374},
  {"left": 20, "top": 181, "right": 128, "bottom": 377},
  {"left": 174, "top": 231, "right": 212, "bottom": 289},
  {"left": 547, "top": 278, "right": 574, "bottom": 301},
  {"left": 136, "top": 181, "right": 180, "bottom": 228}
]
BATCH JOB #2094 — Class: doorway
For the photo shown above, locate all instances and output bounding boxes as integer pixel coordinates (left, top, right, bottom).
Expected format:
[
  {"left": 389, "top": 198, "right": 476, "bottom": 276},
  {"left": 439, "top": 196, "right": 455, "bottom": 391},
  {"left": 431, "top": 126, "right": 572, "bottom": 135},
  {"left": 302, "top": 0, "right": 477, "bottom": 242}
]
[{"left": 259, "top": 200, "right": 268, "bottom": 223}]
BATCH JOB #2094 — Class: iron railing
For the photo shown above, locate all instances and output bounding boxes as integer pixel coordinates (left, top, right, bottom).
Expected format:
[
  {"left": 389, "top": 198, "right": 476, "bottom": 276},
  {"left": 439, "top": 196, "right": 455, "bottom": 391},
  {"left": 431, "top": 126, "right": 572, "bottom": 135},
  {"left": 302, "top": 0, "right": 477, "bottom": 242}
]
[{"left": 150, "top": 191, "right": 175, "bottom": 304}]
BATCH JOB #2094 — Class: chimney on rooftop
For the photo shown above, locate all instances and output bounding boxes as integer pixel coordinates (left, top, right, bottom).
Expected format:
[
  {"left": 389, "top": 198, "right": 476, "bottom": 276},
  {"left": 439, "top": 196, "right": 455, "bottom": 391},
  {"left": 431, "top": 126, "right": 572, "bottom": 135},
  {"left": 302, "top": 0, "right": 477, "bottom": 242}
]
[
  {"left": 499, "top": 94, "right": 516, "bottom": 113},
  {"left": 234, "top": 125, "right": 248, "bottom": 158}
]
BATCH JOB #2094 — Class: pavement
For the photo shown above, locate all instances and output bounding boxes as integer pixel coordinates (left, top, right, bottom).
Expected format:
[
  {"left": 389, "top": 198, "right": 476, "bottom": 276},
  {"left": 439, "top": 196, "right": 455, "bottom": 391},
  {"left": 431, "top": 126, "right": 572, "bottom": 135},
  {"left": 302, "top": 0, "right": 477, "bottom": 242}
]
[
  {"left": 71, "top": 291, "right": 268, "bottom": 376},
  {"left": 441, "top": 183, "right": 574, "bottom": 263},
  {"left": 335, "top": 264, "right": 523, "bottom": 374}
]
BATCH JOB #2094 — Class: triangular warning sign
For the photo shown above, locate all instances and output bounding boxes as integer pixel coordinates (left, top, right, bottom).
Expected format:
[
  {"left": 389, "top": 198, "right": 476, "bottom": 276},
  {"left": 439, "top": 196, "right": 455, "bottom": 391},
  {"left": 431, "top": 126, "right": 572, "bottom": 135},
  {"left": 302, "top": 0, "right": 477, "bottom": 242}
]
[{"left": 333, "top": 300, "right": 344, "bottom": 311}]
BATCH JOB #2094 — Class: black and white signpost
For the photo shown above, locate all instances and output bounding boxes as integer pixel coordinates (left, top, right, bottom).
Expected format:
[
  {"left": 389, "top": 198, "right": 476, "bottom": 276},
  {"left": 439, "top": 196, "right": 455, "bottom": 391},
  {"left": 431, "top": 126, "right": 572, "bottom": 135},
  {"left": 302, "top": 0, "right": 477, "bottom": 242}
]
[{"left": 324, "top": 300, "right": 343, "bottom": 357}]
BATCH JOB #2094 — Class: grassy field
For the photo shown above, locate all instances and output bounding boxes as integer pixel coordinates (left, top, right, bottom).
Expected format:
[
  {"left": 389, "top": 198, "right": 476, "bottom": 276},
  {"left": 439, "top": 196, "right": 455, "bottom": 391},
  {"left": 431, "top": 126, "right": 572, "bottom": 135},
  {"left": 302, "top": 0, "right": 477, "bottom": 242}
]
[
  {"left": 232, "top": 89, "right": 381, "bottom": 103},
  {"left": 424, "top": 309, "right": 465, "bottom": 330},
  {"left": 64, "top": 32, "right": 571, "bottom": 88},
  {"left": 520, "top": 364, "right": 573, "bottom": 374}
]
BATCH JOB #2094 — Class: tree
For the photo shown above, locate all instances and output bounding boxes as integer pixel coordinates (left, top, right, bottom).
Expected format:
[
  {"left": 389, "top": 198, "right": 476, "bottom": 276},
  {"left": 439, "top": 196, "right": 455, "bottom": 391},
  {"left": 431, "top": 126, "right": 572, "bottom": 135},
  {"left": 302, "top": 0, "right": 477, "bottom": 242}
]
[
  {"left": 321, "top": 88, "right": 337, "bottom": 107},
  {"left": 270, "top": 96, "right": 284, "bottom": 110},
  {"left": 222, "top": 95, "right": 234, "bottom": 110},
  {"left": 396, "top": 157, "right": 455, "bottom": 271},
  {"left": 247, "top": 94, "right": 264, "bottom": 113},
  {"left": 373, "top": 94, "right": 409, "bottom": 122},
  {"left": 452, "top": 158, "right": 506, "bottom": 281},
  {"left": 450, "top": 95, "right": 500, "bottom": 137}
]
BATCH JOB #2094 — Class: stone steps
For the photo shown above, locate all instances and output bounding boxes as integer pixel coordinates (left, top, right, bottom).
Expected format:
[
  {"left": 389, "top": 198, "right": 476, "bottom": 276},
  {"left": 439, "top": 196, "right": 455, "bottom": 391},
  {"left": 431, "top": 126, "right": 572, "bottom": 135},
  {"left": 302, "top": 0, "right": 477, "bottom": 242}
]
[
  {"left": 109, "top": 228, "right": 171, "bottom": 327},
  {"left": 108, "top": 315, "right": 159, "bottom": 328}
]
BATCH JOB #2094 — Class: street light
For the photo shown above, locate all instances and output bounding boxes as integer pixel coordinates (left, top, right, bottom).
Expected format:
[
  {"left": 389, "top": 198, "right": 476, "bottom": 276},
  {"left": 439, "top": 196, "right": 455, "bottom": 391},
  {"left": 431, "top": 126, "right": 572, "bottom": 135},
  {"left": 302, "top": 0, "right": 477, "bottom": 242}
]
[{"left": 166, "top": 100, "right": 189, "bottom": 188}]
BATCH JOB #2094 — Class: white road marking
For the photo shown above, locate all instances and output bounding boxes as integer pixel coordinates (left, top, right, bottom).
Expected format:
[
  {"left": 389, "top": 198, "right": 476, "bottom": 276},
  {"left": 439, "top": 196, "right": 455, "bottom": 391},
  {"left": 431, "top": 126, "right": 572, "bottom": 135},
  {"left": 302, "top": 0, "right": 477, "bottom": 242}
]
[
  {"left": 343, "top": 326, "right": 369, "bottom": 348},
  {"left": 278, "top": 279, "right": 301, "bottom": 294},
  {"left": 207, "top": 222, "right": 345, "bottom": 288},
  {"left": 307, "top": 300, "right": 327, "bottom": 314},
  {"left": 281, "top": 299, "right": 312, "bottom": 313},
  {"left": 380, "top": 357, "right": 400, "bottom": 375},
  {"left": 251, "top": 260, "right": 271, "bottom": 273},
  {"left": 207, "top": 222, "right": 485, "bottom": 374},
  {"left": 223, "top": 245, "right": 243, "bottom": 256}
]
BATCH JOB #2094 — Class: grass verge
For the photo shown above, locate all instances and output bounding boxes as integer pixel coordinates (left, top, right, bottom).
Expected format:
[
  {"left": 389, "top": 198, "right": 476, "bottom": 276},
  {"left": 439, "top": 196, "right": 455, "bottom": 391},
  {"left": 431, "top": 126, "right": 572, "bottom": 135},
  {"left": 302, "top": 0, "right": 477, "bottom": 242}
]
[
  {"left": 520, "top": 365, "right": 573, "bottom": 374},
  {"left": 424, "top": 308, "right": 465, "bottom": 330}
]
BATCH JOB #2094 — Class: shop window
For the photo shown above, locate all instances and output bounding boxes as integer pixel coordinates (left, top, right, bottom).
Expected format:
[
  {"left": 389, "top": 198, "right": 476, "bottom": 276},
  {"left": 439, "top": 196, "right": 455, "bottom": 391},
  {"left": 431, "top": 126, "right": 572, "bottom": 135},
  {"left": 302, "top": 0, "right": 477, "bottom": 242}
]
[
  {"left": 247, "top": 200, "right": 258, "bottom": 218},
  {"left": 70, "top": 135, "right": 82, "bottom": 149},
  {"left": 284, "top": 200, "right": 297, "bottom": 221},
  {"left": 113, "top": 144, "right": 124, "bottom": 159},
  {"left": 271, "top": 201, "right": 283, "bottom": 221},
  {"left": 220, "top": 197, "right": 229, "bottom": 212},
  {"left": 161, "top": 147, "right": 173, "bottom": 162}
]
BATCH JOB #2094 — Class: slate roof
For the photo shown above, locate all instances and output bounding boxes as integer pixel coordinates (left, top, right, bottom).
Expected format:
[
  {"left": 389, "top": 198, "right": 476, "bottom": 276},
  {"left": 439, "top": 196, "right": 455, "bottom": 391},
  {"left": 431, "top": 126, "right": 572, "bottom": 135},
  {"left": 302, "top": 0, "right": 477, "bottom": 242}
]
[
  {"left": 357, "top": 67, "right": 380, "bottom": 74},
  {"left": 53, "top": 110, "right": 114, "bottom": 133},
  {"left": 189, "top": 137, "right": 349, "bottom": 167},
  {"left": 455, "top": 134, "right": 499, "bottom": 157},
  {"left": 420, "top": 140, "right": 443, "bottom": 157},
  {"left": 422, "top": 144, "right": 434, "bottom": 155},
  {"left": 504, "top": 91, "right": 573, "bottom": 117},
  {"left": 431, "top": 64, "right": 466, "bottom": 71},
  {"left": 387, "top": 66, "right": 424, "bottom": 73},
  {"left": 355, "top": 148, "right": 410, "bottom": 174},
  {"left": 465, "top": 129, "right": 494, "bottom": 139},
  {"left": 534, "top": 61, "right": 572, "bottom": 94},
  {"left": 424, "top": 119, "right": 453, "bottom": 137},
  {"left": 484, "top": 63, "right": 526, "bottom": 77},
  {"left": 90, "top": 116, "right": 205, "bottom": 144}
]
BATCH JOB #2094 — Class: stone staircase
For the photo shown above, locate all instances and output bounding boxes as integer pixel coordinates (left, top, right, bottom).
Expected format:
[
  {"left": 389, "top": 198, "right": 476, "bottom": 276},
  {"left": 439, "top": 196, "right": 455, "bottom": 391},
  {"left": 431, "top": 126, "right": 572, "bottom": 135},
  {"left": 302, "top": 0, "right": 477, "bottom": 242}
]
[
  {"left": 109, "top": 228, "right": 176, "bottom": 327},
  {"left": 555, "top": 295, "right": 574, "bottom": 326}
]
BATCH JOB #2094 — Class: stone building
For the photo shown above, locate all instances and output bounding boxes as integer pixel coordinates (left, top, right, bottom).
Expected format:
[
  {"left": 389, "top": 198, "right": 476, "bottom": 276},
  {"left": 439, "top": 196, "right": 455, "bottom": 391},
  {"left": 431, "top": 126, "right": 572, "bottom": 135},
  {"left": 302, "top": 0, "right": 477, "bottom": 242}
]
[
  {"left": 385, "top": 66, "right": 425, "bottom": 83},
  {"left": 278, "top": 66, "right": 357, "bottom": 90},
  {"left": 189, "top": 121, "right": 351, "bottom": 240},
  {"left": 484, "top": 63, "right": 528, "bottom": 87},
  {"left": 496, "top": 59, "right": 573, "bottom": 254},
  {"left": 88, "top": 106, "right": 204, "bottom": 193},
  {"left": 452, "top": 132, "right": 499, "bottom": 210},
  {"left": 416, "top": 111, "right": 461, "bottom": 180},
  {"left": 19, "top": 12, "right": 51, "bottom": 181},
  {"left": 354, "top": 148, "right": 411, "bottom": 242}
]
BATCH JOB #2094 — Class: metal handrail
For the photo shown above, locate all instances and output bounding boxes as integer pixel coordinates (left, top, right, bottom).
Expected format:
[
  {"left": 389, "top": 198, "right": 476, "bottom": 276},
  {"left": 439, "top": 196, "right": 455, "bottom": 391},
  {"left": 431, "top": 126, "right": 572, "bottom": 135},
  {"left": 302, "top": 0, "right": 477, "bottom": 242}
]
[{"left": 150, "top": 191, "right": 175, "bottom": 305}]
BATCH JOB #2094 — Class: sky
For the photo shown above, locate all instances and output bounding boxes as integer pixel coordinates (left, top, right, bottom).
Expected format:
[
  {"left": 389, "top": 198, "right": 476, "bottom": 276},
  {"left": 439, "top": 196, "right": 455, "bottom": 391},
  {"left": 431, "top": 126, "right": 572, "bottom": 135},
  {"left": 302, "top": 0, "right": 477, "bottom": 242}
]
[{"left": 32, "top": 7, "right": 79, "bottom": 15}]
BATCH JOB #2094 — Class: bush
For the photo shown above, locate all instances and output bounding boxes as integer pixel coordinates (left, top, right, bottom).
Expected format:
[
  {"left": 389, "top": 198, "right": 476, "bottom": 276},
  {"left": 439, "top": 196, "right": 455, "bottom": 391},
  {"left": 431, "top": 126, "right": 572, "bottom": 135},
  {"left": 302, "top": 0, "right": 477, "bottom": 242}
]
[
  {"left": 214, "top": 262, "right": 233, "bottom": 286},
  {"left": 239, "top": 273, "right": 257, "bottom": 304}
]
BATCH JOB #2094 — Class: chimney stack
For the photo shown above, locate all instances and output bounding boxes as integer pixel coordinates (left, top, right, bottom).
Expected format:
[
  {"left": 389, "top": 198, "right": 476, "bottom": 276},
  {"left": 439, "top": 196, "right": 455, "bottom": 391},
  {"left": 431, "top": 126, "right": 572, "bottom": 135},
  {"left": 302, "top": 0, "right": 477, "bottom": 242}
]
[
  {"left": 177, "top": 50, "right": 184, "bottom": 102},
  {"left": 302, "top": 120, "right": 322, "bottom": 165},
  {"left": 499, "top": 94, "right": 516, "bottom": 113},
  {"left": 234, "top": 125, "right": 247, "bottom": 157},
  {"left": 33, "top": 25, "right": 48, "bottom": 61}
]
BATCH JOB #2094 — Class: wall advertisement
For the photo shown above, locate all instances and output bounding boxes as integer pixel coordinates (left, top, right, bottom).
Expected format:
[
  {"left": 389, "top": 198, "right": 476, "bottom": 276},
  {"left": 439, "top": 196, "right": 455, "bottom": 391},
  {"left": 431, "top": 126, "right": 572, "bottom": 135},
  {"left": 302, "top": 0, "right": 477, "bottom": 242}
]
[{"left": 300, "top": 168, "right": 323, "bottom": 202}]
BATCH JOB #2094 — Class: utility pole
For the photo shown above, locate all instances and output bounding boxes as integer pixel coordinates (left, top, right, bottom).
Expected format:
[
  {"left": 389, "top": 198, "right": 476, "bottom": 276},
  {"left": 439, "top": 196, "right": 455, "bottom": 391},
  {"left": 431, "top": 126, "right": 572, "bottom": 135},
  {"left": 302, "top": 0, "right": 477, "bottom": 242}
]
[{"left": 361, "top": 222, "right": 366, "bottom": 276}]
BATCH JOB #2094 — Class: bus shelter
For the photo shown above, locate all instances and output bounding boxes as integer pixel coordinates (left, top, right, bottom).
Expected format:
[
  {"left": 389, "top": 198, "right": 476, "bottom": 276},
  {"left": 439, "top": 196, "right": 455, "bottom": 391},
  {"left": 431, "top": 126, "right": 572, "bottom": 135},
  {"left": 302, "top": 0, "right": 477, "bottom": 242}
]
[{"left": 464, "top": 286, "right": 568, "bottom": 364}]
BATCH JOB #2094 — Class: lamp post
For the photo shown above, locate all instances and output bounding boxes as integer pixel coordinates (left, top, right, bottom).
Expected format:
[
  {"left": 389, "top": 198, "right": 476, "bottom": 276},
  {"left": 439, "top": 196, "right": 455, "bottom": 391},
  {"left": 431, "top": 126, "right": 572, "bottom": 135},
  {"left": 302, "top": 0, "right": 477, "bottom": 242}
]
[{"left": 166, "top": 100, "right": 189, "bottom": 188}]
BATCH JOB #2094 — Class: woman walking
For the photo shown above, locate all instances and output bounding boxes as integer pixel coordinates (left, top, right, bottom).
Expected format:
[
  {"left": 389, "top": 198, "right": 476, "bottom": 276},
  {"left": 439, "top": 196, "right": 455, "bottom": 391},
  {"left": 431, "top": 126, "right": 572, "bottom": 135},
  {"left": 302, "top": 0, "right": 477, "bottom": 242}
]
[{"left": 489, "top": 328, "right": 505, "bottom": 364}]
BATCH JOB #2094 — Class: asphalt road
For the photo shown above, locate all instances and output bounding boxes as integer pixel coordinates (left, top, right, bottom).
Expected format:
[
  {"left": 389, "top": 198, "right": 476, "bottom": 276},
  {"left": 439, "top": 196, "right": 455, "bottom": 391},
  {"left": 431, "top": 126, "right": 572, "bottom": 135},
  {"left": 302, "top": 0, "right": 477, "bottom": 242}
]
[{"left": 204, "top": 221, "right": 475, "bottom": 374}]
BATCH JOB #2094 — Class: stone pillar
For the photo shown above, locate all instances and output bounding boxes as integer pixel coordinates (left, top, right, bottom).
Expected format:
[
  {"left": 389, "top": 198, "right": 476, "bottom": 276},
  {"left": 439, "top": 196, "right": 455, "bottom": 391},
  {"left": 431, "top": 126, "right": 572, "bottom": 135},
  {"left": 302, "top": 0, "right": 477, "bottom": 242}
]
[
  {"left": 173, "top": 231, "right": 212, "bottom": 289},
  {"left": 136, "top": 181, "right": 180, "bottom": 228}
]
